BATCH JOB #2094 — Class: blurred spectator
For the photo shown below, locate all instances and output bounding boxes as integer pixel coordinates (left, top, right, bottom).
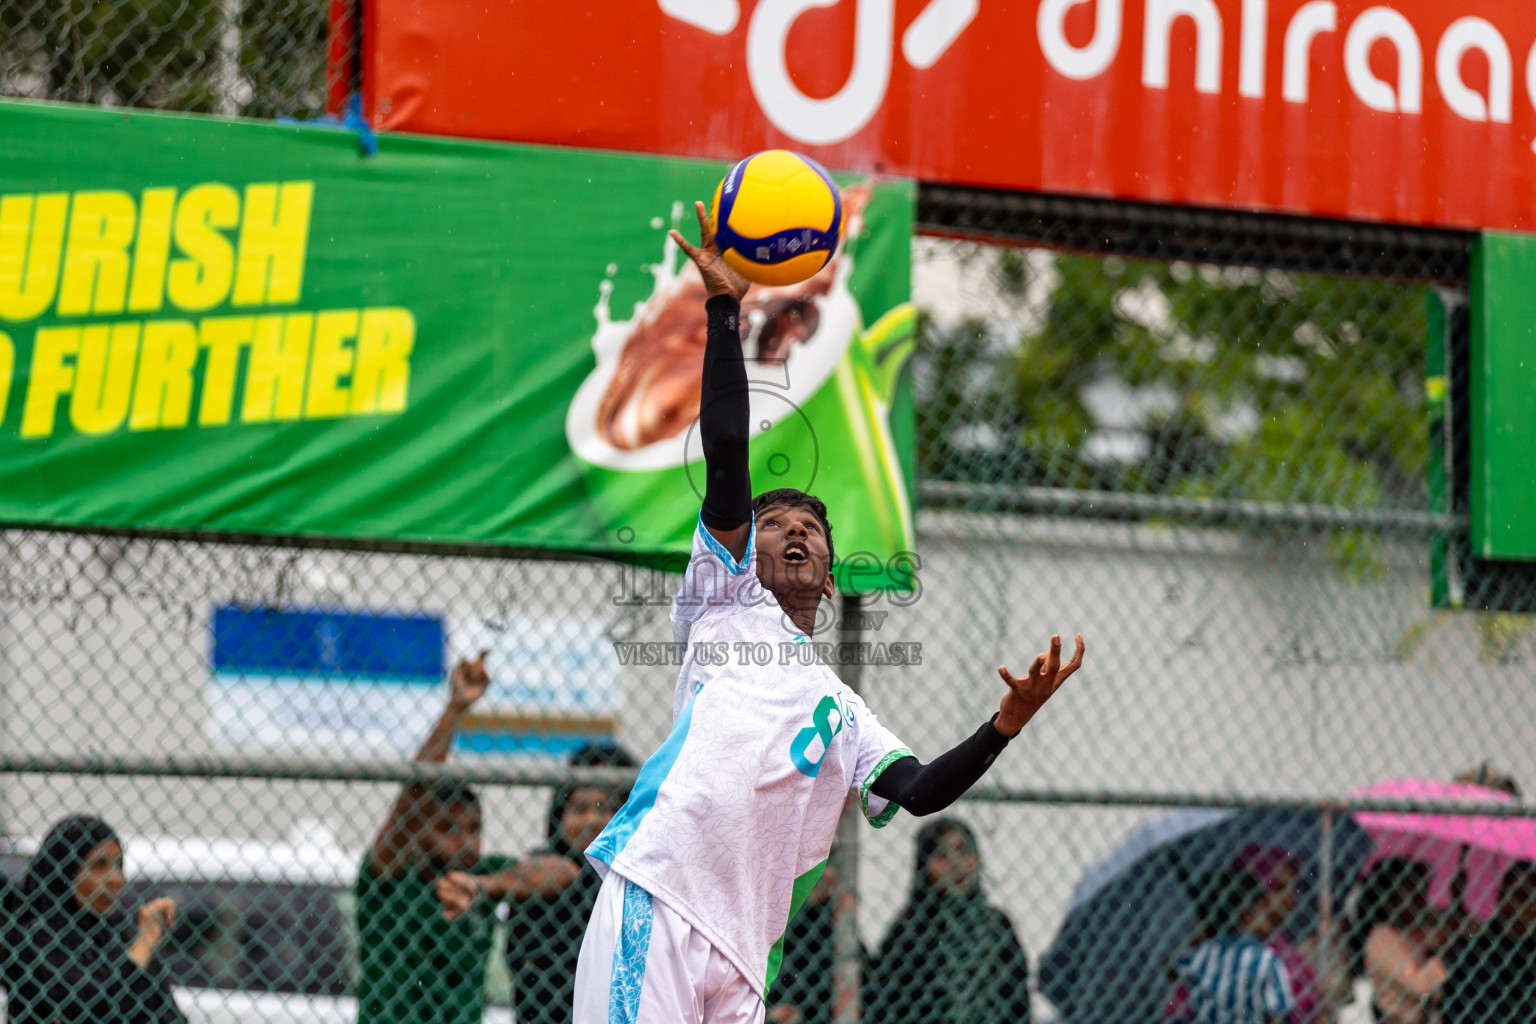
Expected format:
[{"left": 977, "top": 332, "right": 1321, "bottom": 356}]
[
  {"left": 1348, "top": 858, "right": 1448, "bottom": 1024},
  {"left": 1451, "top": 765, "right": 1520, "bottom": 800},
  {"left": 1440, "top": 861, "right": 1536, "bottom": 1023},
  {"left": 0, "top": 814, "right": 186, "bottom": 1024},
  {"left": 768, "top": 849, "right": 864, "bottom": 1024},
  {"left": 1167, "top": 850, "right": 1297, "bottom": 1024},
  {"left": 1241, "top": 848, "right": 1325, "bottom": 1024},
  {"left": 357, "top": 652, "right": 571, "bottom": 1024},
  {"left": 865, "top": 818, "right": 1031, "bottom": 1024},
  {"left": 488, "top": 740, "right": 636, "bottom": 1024}
]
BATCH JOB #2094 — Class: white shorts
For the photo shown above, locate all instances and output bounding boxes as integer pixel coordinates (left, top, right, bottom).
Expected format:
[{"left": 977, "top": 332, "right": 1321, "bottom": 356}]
[{"left": 573, "top": 871, "right": 765, "bottom": 1024}]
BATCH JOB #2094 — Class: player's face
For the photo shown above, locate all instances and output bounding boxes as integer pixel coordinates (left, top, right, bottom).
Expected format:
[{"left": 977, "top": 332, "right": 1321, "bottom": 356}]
[
  {"left": 561, "top": 787, "right": 618, "bottom": 853},
  {"left": 753, "top": 504, "right": 832, "bottom": 601}
]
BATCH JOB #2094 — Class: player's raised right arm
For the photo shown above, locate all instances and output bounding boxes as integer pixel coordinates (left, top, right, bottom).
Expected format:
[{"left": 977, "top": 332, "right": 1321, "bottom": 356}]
[{"left": 671, "top": 201, "right": 753, "bottom": 562}]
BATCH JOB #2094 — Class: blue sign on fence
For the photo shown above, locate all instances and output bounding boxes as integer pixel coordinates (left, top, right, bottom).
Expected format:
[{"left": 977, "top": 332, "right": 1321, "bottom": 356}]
[
  {"left": 210, "top": 606, "right": 445, "bottom": 755},
  {"left": 213, "top": 607, "right": 445, "bottom": 681},
  {"left": 209, "top": 606, "right": 618, "bottom": 758}
]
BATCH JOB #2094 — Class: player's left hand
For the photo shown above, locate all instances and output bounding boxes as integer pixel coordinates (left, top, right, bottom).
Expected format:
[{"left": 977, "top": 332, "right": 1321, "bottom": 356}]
[
  {"left": 670, "top": 200, "right": 751, "bottom": 302},
  {"left": 994, "top": 633, "right": 1084, "bottom": 737}
]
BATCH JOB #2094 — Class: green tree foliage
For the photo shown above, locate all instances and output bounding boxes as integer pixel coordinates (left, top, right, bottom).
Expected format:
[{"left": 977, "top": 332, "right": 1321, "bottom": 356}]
[
  {"left": 241, "top": 0, "right": 332, "bottom": 120},
  {"left": 1, "top": 0, "right": 331, "bottom": 119},
  {"left": 916, "top": 250, "right": 1429, "bottom": 515}
]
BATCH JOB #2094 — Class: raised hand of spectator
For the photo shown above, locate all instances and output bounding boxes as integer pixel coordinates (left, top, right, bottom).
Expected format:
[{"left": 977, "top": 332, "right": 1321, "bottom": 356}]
[
  {"left": 511, "top": 855, "right": 582, "bottom": 898},
  {"left": 449, "top": 649, "right": 491, "bottom": 713},
  {"left": 367, "top": 650, "right": 491, "bottom": 880},
  {"left": 768, "top": 1004, "right": 804, "bottom": 1024},
  {"left": 137, "top": 897, "right": 176, "bottom": 948},
  {"left": 436, "top": 871, "right": 483, "bottom": 921},
  {"left": 441, "top": 856, "right": 583, "bottom": 921},
  {"left": 128, "top": 897, "right": 177, "bottom": 967}
]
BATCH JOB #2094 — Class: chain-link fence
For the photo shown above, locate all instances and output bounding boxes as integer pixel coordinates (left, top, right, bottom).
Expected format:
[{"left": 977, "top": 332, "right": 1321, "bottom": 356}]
[
  {"left": 4, "top": 6, "right": 1536, "bottom": 1024},
  {"left": 893, "top": 211, "right": 1536, "bottom": 1024},
  {"left": 1, "top": 0, "right": 339, "bottom": 119}
]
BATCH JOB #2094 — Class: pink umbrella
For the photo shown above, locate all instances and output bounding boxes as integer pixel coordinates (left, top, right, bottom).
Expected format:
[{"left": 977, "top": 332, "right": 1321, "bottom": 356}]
[{"left": 1353, "top": 778, "right": 1536, "bottom": 920}]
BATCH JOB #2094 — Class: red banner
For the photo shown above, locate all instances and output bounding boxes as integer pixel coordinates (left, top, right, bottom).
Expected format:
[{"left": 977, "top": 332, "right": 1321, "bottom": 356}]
[{"left": 364, "top": 0, "right": 1536, "bottom": 231}]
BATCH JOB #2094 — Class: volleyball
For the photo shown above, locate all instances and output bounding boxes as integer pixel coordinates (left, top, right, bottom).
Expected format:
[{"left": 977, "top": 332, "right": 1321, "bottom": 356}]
[{"left": 709, "top": 150, "right": 843, "bottom": 287}]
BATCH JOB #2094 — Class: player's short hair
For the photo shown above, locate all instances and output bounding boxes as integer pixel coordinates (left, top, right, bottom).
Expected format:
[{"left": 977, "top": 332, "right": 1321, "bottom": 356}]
[{"left": 752, "top": 488, "right": 835, "bottom": 567}]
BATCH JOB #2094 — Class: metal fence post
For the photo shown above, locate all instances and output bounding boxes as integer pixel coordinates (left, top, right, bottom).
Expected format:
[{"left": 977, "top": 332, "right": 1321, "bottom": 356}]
[
  {"left": 832, "top": 592, "right": 864, "bottom": 1024},
  {"left": 216, "top": 0, "right": 244, "bottom": 116},
  {"left": 1317, "top": 803, "right": 1336, "bottom": 1017}
]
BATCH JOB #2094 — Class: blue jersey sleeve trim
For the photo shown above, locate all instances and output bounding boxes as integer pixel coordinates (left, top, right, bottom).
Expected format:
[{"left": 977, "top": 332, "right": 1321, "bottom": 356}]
[{"left": 696, "top": 511, "right": 754, "bottom": 576}]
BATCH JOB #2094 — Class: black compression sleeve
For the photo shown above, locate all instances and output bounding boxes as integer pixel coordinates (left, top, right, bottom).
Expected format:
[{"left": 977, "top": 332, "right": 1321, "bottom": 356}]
[
  {"left": 867, "top": 716, "right": 1013, "bottom": 816},
  {"left": 699, "top": 294, "right": 752, "bottom": 530}
]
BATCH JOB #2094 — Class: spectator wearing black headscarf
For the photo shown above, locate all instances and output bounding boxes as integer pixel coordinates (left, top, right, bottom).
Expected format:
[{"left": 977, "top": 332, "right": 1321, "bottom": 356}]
[
  {"left": 866, "top": 818, "right": 1031, "bottom": 1024},
  {"left": 502, "top": 741, "right": 637, "bottom": 1024},
  {"left": 0, "top": 815, "right": 187, "bottom": 1024}
]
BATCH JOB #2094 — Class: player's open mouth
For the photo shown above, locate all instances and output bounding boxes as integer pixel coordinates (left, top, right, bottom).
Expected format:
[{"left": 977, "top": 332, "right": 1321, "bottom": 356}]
[{"left": 783, "top": 544, "right": 808, "bottom": 563}]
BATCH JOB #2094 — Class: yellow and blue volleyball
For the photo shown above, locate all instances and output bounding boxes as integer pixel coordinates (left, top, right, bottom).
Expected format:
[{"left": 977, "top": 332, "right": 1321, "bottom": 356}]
[{"left": 709, "top": 150, "right": 842, "bottom": 287}]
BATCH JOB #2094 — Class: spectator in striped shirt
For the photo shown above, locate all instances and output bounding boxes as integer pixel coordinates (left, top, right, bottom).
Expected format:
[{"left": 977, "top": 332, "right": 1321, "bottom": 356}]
[{"left": 1171, "top": 852, "right": 1298, "bottom": 1024}]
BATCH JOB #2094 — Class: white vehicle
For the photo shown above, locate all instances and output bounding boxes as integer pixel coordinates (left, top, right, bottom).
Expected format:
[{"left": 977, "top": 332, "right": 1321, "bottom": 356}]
[{"left": 1, "top": 825, "right": 516, "bottom": 1024}]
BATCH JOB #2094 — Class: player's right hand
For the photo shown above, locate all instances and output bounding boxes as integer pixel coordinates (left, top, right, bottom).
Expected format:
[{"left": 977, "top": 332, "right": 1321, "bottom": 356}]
[{"left": 670, "top": 200, "right": 751, "bottom": 303}]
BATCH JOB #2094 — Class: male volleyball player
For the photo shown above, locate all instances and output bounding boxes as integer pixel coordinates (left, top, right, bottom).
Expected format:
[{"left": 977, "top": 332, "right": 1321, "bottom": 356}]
[{"left": 573, "top": 201, "right": 1086, "bottom": 1024}]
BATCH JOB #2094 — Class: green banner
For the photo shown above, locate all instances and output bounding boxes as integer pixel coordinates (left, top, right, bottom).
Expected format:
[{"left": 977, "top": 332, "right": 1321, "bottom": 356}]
[
  {"left": 1472, "top": 231, "right": 1536, "bottom": 562},
  {"left": 0, "top": 101, "right": 916, "bottom": 584}
]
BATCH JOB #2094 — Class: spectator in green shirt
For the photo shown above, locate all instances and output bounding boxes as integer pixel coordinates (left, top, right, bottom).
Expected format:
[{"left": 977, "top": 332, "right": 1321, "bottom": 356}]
[{"left": 356, "top": 651, "right": 573, "bottom": 1024}]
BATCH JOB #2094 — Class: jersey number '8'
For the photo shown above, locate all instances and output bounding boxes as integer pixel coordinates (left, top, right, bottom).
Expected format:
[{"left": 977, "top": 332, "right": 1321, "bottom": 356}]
[{"left": 790, "top": 695, "right": 846, "bottom": 778}]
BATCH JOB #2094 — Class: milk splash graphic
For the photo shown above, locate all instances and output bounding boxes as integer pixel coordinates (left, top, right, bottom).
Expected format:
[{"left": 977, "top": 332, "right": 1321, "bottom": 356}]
[
  {"left": 562, "top": 184, "right": 916, "bottom": 575},
  {"left": 565, "top": 200, "right": 863, "bottom": 473}
]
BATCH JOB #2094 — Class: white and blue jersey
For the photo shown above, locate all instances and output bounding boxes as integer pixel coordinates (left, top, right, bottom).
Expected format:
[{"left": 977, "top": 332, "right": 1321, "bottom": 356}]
[
  {"left": 586, "top": 515, "right": 911, "bottom": 998},
  {"left": 1177, "top": 935, "right": 1296, "bottom": 1024}
]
